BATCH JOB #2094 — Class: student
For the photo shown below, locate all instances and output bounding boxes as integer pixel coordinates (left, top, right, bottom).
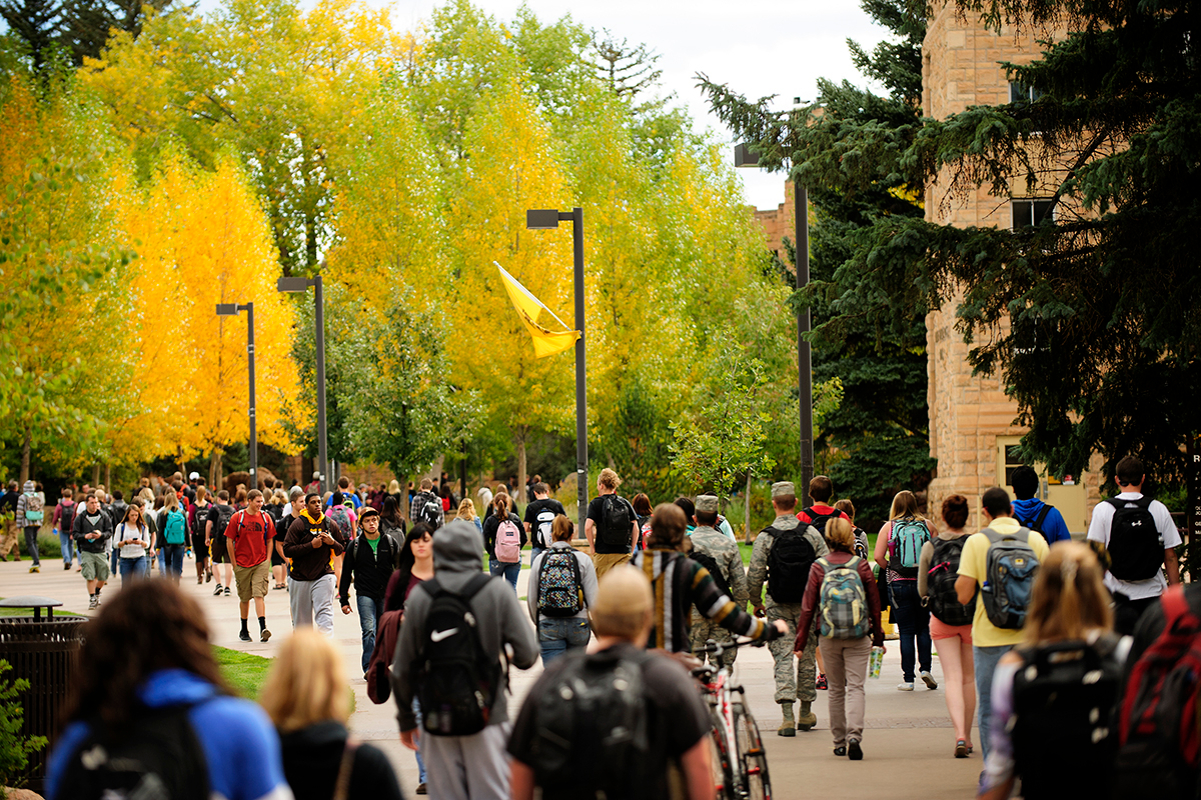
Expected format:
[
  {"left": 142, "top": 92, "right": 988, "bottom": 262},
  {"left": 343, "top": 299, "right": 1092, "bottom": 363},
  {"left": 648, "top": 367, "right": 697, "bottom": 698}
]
[
  {"left": 158, "top": 491, "right": 189, "bottom": 583},
  {"left": 483, "top": 493, "right": 526, "bottom": 593},
  {"left": 1009, "top": 466, "right": 1072, "bottom": 544},
  {"left": 873, "top": 490, "right": 937, "bottom": 691},
  {"left": 53, "top": 488, "right": 78, "bottom": 570},
  {"left": 45, "top": 581, "right": 291, "bottom": 800},
  {"left": 284, "top": 492, "right": 346, "bottom": 635},
  {"left": 797, "top": 475, "right": 851, "bottom": 542},
  {"left": 527, "top": 515, "right": 597, "bottom": 664},
  {"left": 15, "top": 479, "right": 42, "bottom": 573},
  {"left": 508, "top": 567, "right": 716, "bottom": 800},
  {"left": 207, "top": 490, "right": 237, "bottom": 597},
  {"left": 114, "top": 503, "right": 153, "bottom": 581},
  {"left": 262, "top": 630, "right": 403, "bottom": 800},
  {"left": 454, "top": 498, "right": 482, "bottom": 533},
  {"left": 523, "top": 482, "right": 565, "bottom": 562},
  {"left": 191, "top": 486, "right": 212, "bottom": 585},
  {"left": 795, "top": 518, "right": 884, "bottom": 761},
  {"left": 688, "top": 494, "right": 749, "bottom": 667},
  {"left": 73, "top": 493, "right": 113, "bottom": 610},
  {"left": 224, "top": 489, "right": 275, "bottom": 643},
  {"left": 978, "top": 543, "right": 1126, "bottom": 799},
  {"left": 339, "top": 507, "right": 399, "bottom": 675},
  {"left": 584, "top": 468, "right": 639, "bottom": 580}
]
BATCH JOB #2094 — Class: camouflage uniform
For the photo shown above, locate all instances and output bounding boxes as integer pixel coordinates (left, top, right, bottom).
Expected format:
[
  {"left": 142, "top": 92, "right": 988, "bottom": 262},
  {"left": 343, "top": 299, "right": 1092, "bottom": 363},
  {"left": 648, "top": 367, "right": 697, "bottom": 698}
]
[
  {"left": 690, "top": 524, "right": 749, "bottom": 668},
  {"left": 747, "top": 513, "right": 829, "bottom": 704}
]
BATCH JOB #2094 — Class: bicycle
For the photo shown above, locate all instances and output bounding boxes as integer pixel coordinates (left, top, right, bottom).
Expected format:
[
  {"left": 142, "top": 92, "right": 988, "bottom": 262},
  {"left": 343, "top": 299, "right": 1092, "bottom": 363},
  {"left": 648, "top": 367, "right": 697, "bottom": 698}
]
[{"left": 692, "top": 638, "right": 771, "bottom": 800}]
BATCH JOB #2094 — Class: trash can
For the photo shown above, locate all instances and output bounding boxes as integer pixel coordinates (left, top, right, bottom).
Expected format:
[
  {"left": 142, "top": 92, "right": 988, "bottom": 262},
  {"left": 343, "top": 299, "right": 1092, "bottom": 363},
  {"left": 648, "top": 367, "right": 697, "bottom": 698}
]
[{"left": 0, "top": 595, "right": 87, "bottom": 792}]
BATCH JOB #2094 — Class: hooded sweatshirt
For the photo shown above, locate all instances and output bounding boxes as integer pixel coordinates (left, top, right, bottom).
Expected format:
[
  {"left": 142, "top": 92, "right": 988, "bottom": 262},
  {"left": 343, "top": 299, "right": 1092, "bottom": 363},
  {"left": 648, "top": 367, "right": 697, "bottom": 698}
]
[
  {"left": 277, "top": 720, "right": 402, "bottom": 800},
  {"left": 283, "top": 509, "right": 345, "bottom": 581},
  {"left": 390, "top": 519, "right": 539, "bottom": 732},
  {"left": 1011, "top": 497, "right": 1072, "bottom": 544}
]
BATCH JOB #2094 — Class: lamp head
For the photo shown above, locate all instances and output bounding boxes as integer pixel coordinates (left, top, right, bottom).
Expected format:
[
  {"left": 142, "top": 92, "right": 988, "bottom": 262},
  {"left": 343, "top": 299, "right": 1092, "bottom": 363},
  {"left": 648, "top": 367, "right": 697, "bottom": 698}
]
[
  {"left": 215, "top": 303, "right": 239, "bottom": 316},
  {"left": 733, "top": 143, "right": 761, "bottom": 168},
  {"left": 276, "top": 277, "right": 311, "bottom": 293},
  {"left": 526, "top": 209, "right": 560, "bottom": 230}
]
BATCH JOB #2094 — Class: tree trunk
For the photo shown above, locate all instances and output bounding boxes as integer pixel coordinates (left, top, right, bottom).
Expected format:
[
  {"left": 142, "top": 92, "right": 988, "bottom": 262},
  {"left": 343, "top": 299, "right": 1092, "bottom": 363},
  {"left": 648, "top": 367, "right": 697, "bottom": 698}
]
[
  {"left": 92, "top": 463, "right": 101, "bottom": 487},
  {"left": 515, "top": 427, "right": 528, "bottom": 516},
  {"left": 745, "top": 471, "right": 754, "bottom": 544},
  {"left": 209, "top": 449, "right": 224, "bottom": 492},
  {"left": 104, "top": 464, "right": 112, "bottom": 493},
  {"left": 19, "top": 428, "right": 31, "bottom": 484}
]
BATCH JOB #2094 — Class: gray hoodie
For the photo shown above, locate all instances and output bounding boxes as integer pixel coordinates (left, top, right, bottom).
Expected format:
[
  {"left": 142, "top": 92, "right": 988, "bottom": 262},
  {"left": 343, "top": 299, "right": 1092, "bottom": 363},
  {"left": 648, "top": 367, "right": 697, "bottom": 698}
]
[{"left": 390, "top": 519, "right": 539, "bottom": 733}]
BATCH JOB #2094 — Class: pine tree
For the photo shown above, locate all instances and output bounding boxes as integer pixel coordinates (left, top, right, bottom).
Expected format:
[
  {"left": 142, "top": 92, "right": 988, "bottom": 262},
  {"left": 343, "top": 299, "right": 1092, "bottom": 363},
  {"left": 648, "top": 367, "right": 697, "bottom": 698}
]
[{"left": 0, "top": 0, "right": 64, "bottom": 68}]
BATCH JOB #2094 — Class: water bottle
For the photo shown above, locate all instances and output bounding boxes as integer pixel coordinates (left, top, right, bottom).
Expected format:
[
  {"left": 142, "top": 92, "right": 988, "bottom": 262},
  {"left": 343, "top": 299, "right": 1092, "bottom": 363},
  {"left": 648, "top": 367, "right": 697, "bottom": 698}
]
[{"left": 870, "top": 646, "right": 884, "bottom": 679}]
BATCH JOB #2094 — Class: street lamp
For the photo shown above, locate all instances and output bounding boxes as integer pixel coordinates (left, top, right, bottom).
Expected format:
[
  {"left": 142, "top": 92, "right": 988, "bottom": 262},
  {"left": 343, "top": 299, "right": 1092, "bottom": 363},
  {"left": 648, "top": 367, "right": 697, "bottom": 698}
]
[
  {"left": 277, "top": 274, "right": 329, "bottom": 494},
  {"left": 735, "top": 143, "right": 815, "bottom": 505},
  {"left": 215, "top": 302, "right": 257, "bottom": 490},
  {"left": 526, "top": 207, "right": 588, "bottom": 535}
]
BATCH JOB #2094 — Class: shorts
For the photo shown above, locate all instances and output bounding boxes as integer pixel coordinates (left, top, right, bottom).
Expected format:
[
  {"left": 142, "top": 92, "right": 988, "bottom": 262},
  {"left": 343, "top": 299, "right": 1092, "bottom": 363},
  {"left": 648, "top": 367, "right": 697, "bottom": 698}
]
[
  {"left": 80, "top": 551, "right": 110, "bottom": 581},
  {"left": 233, "top": 560, "right": 270, "bottom": 601},
  {"left": 270, "top": 540, "right": 284, "bottom": 567},
  {"left": 210, "top": 535, "right": 231, "bottom": 564},
  {"left": 930, "top": 616, "right": 973, "bottom": 643},
  {"left": 191, "top": 532, "right": 209, "bottom": 560}
]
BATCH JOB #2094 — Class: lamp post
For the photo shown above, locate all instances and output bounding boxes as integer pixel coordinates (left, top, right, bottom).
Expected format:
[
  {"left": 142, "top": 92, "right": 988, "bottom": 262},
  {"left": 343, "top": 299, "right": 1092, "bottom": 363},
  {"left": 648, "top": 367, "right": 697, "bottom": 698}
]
[
  {"left": 215, "top": 302, "right": 257, "bottom": 490},
  {"left": 277, "top": 274, "right": 329, "bottom": 494},
  {"left": 526, "top": 207, "right": 588, "bottom": 535},
  {"left": 735, "top": 144, "right": 814, "bottom": 505}
]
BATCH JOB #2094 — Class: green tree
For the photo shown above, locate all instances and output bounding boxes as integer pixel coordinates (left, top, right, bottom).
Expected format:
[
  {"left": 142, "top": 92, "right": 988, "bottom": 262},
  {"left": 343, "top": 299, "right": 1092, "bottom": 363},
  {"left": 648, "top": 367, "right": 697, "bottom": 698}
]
[{"left": 0, "top": 660, "right": 47, "bottom": 790}]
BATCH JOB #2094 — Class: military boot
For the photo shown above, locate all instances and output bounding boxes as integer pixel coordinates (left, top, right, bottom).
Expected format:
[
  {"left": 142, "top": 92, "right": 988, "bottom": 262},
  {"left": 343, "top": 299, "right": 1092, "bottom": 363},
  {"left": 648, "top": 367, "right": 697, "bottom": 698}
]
[
  {"left": 797, "top": 700, "right": 817, "bottom": 731},
  {"left": 777, "top": 701, "right": 796, "bottom": 737}
]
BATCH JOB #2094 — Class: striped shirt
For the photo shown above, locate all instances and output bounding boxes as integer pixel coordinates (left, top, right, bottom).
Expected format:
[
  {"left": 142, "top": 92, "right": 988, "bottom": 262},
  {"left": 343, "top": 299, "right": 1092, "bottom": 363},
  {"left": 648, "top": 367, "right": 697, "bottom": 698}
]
[{"left": 631, "top": 548, "right": 775, "bottom": 653}]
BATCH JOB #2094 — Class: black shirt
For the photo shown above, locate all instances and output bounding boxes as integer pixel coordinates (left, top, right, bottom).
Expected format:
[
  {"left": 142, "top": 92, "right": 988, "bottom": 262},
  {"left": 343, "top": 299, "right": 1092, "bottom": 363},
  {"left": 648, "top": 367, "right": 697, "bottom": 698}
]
[
  {"left": 507, "top": 642, "right": 710, "bottom": 799},
  {"left": 587, "top": 494, "right": 636, "bottom": 554},
  {"left": 524, "top": 498, "right": 566, "bottom": 550},
  {"left": 0, "top": 491, "right": 18, "bottom": 515}
]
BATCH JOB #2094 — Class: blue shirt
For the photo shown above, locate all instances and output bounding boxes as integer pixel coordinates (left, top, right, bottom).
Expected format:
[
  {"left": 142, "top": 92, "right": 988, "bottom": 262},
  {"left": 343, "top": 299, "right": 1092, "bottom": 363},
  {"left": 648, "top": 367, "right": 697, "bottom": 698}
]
[
  {"left": 1011, "top": 497, "right": 1072, "bottom": 543},
  {"left": 325, "top": 493, "right": 362, "bottom": 510}
]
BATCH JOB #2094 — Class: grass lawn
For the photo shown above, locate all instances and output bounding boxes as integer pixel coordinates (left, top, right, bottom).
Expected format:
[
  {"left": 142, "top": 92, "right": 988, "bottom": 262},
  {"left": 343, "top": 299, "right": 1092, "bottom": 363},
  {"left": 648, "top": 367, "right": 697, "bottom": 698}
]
[{"left": 213, "top": 645, "right": 274, "bottom": 699}]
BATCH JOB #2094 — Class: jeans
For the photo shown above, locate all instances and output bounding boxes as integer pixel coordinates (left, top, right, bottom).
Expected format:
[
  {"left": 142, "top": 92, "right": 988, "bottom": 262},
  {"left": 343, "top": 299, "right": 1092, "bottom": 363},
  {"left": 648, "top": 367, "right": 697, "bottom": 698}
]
[
  {"left": 538, "top": 617, "right": 591, "bottom": 664},
  {"left": 157, "top": 547, "right": 166, "bottom": 575},
  {"left": 488, "top": 559, "right": 520, "bottom": 593},
  {"left": 59, "top": 530, "right": 74, "bottom": 567},
  {"left": 356, "top": 594, "right": 385, "bottom": 673},
  {"left": 161, "top": 544, "right": 185, "bottom": 578},
  {"left": 22, "top": 527, "right": 39, "bottom": 566},
  {"left": 974, "top": 644, "right": 1012, "bottom": 761},
  {"left": 888, "top": 580, "right": 931, "bottom": 681},
  {"left": 531, "top": 546, "right": 545, "bottom": 565},
  {"left": 119, "top": 555, "right": 149, "bottom": 581},
  {"left": 413, "top": 698, "right": 427, "bottom": 785}
]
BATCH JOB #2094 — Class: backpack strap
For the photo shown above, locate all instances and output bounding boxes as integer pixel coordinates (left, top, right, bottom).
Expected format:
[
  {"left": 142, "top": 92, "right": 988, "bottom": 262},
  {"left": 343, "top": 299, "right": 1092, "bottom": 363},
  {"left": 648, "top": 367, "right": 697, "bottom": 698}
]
[
  {"left": 1033, "top": 503, "right": 1052, "bottom": 530},
  {"left": 332, "top": 739, "right": 360, "bottom": 800}
]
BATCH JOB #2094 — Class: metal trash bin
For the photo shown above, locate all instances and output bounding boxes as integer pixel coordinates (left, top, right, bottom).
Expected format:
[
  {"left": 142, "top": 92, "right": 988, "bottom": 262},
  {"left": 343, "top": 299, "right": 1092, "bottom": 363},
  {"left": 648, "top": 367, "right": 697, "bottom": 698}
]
[{"left": 0, "top": 596, "right": 87, "bottom": 792}]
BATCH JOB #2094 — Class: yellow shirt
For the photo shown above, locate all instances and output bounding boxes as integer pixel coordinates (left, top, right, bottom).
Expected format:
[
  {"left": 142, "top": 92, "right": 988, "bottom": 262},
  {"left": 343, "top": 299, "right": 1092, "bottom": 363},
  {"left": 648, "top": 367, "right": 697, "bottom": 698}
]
[{"left": 957, "top": 517, "right": 1050, "bottom": 648}]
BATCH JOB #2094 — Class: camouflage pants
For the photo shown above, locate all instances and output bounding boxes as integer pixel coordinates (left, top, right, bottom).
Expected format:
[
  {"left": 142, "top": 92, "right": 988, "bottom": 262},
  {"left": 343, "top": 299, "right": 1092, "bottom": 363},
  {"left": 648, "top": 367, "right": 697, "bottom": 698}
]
[
  {"left": 767, "top": 602, "right": 818, "bottom": 704},
  {"left": 690, "top": 612, "right": 738, "bottom": 669},
  {"left": 0, "top": 519, "right": 19, "bottom": 558}
]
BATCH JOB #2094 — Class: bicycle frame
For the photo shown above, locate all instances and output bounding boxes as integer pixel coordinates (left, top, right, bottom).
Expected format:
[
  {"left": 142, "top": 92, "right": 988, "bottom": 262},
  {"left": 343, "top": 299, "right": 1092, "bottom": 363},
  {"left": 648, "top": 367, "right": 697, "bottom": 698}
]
[{"left": 692, "top": 639, "right": 772, "bottom": 800}]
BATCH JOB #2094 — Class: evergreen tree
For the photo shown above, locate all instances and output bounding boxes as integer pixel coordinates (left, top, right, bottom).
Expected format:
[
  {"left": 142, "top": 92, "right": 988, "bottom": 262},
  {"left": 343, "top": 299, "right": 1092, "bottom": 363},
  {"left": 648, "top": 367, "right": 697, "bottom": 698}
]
[{"left": 0, "top": 0, "right": 63, "bottom": 68}]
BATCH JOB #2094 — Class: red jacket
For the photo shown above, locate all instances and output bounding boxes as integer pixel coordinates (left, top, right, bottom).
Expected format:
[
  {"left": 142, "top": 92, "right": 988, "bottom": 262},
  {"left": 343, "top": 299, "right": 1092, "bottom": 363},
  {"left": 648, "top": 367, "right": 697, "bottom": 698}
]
[{"left": 795, "top": 551, "right": 884, "bottom": 649}]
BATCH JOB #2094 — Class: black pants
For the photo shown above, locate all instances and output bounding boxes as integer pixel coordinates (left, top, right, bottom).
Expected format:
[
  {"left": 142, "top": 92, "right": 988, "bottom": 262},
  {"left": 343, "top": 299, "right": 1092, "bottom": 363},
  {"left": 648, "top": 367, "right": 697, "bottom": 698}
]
[{"left": 1113, "top": 592, "right": 1158, "bottom": 636}]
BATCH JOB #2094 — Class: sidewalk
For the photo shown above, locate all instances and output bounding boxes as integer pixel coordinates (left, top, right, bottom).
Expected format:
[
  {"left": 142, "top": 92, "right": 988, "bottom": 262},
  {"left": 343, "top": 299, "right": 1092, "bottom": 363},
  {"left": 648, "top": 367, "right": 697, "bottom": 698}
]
[{"left": 0, "top": 556, "right": 981, "bottom": 798}]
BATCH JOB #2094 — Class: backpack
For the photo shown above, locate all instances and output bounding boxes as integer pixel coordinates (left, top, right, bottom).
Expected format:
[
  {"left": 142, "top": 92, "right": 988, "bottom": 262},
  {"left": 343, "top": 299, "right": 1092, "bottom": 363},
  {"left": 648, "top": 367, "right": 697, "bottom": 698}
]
[
  {"left": 411, "top": 492, "right": 444, "bottom": 529},
  {"left": 367, "top": 608, "right": 405, "bottom": 705},
  {"left": 927, "top": 537, "right": 976, "bottom": 627},
  {"left": 530, "top": 647, "right": 652, "bottom": 799},
  {"left": 800, "top": 506, "right": 840, "bottom": 541},
  {"left": 59, "top": 500, "right": 76, "bottom": 534},
  {"left": 1012, "top": 637, "right": 1124, "bottom": 799},
  {"left": 1014, "top": 503, "right": 1052, "bottom": 537},
  {"left": 852, "top": 527, "right": 870, "bottom": 561},
  {"left": 817, "top": 556, "right": 869, "bottom": 639},
  {"left": 191, "top": 504, "right": 209, "bottom": 538},
  {"left": 494, "top": 517, "right": 522, "bottom": 563},
  {"left": 349, "top": 533, "right": 399, "bottom": 570},
  {"left": 534, "top": 508, "right": 556, "bottom": 550},
  {"left": 889, "top": 518, "right": 930, "bottom": 576},
  {"left": 689, "top": 548, "right": 733, "bottom": 599},
  {"left": 980, "top": 526, "right": 1040, "bottom": 629},
  {"left": 213, "top": 504, "right": 236, "bottom": 539},
  {"left": 638, "top": 517, "right": 652, "bottom": 551},
  {"left": 161, "top": 508, "right": 187, "bottom": 545},
  {"left": 765, "top": 525, "right": 817, "bottom": 604},
  {"left": 417, "top": 574, "right": 501, "bottom": 736},
  {"left": 24, "top": 493, "right": 44, "bottom": 523},
  {"left": 1105, "top": 496, "right": 1164, "bottom": 581},
  {"left": 597, "top": 495, "right": 633, "bottom": 549},
  {"left": 106, "top": 501, "right": 127, "bottom": 529},
  {"left": 537, "top": 549, "right": 585, "bottom": 617},
  {"left": 1115, "top": 586, "right": 1201, "bottom": 799},
  {"left": 53, "top": 703, "right": 210, "bottom": 800},
  {"left": 326, "top": 505, "right": 353, "bottom": 543}
]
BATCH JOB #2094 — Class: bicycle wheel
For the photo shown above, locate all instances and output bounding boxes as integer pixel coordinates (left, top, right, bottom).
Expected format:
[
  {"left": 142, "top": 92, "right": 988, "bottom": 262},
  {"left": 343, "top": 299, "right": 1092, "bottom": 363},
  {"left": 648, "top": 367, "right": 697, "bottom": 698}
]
[
  {"left": 709, "top": 710, "right": 736, "bottom": 799},
  {"left": 732, "top": 702, "right": 771, "bottom": 800}
]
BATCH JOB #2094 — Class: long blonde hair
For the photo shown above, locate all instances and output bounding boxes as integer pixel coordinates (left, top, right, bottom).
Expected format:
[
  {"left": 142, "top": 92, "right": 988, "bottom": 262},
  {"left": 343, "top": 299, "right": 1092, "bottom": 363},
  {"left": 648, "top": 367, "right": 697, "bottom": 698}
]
[
  {"left": 260, "top": 630, "right": 350, "bottom": 733},
  {"left": 1023, "top": 542, "right": 1112, "bottom": 644},
  {"left": 456, "top": 498, "right": 477, "bottom": 520},
  {"left": 888, "top": 490, "right": 924, "bottom": 521}
]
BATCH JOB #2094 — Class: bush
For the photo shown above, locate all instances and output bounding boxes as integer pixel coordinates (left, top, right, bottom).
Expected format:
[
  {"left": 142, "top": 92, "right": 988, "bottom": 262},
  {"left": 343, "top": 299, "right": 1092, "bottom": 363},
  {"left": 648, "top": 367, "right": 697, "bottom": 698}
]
[{"left": 0, "top": 660, "right": 47, "bottom": 791}]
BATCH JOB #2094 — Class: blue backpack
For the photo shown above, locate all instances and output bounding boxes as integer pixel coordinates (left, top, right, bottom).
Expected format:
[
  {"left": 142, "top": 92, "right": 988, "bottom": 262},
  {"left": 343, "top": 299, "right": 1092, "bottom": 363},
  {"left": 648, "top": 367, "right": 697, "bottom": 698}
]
[
  {"left": 980, "top": 527, "right": 1040, "bottom": 629},
  {"left": 161, "top": 508, "right": 188, "bottom": 545}
]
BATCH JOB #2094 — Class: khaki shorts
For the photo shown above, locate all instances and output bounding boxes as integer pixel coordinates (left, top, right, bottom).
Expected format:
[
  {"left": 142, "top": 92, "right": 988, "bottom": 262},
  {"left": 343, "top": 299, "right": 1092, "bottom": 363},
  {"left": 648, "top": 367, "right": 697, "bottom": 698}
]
[
  {"left": 81, "top": 551, "right": 110, "bottom": 581},
  {"left": 233, "top": 560, "right": 270, "bottom": 601},
  {"left": 592, "top": 552, "right": 631, "bottom": 582}
]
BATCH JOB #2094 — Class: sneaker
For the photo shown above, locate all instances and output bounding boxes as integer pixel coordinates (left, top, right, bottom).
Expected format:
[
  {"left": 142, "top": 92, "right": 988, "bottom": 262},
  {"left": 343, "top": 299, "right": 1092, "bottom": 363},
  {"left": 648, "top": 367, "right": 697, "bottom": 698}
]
[
  {"left": 897, "top": 682, "right": 915, "bottom": 691},
  {"left": 833, "top": 745, "right": 847, "bottom": 757},
  {"left": 224, "top": 587, "right": 231, "bottom": 596},
  {"left": 921, "top": 670, "right": 939, "bottom": 690},
  {"left": 239, "top": 630, "right": 251, "bottom": 642},
  {"left": 848, "top": 739, "right": 863, "bottom": 760},
  {"left": 63, "top": 563, "right": 72, "bottom": 571},
  {"left": 260, "top": 628, "right": 271, "bottom": 643},
  {"left": 88, "top": 596, "right": 97, "bottom": 610},
  {"left": 415, "top": 784, "right": 428, "bottom": 796},
  {"left": 29, "top": 565, "right": 39, "bottom": 573},
  {"left": 816, "top": 674, "right": 828, "bottom": 690},
  {"left": 213, "top": 583, "right": 223, "bottom": 596}
]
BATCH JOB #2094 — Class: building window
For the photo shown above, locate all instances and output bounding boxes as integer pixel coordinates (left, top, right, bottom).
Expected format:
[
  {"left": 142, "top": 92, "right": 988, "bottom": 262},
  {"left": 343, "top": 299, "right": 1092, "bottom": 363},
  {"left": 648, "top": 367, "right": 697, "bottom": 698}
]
[
  {"left": 1002, "top": 444, "right": 1026, "bottom": 487},
  {"left": 1012, "top": 198, "right": 1055, "bottom": 230},
  {"left": 1009, "top": 81, "right": 1043, "bottom": 103}
]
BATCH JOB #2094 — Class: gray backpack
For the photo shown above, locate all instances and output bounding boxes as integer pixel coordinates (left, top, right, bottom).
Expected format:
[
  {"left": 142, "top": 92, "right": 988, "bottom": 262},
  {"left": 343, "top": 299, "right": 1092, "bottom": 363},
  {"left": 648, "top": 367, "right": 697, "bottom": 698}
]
[
  {"left": 980, "top": 527, "right": 1039, "bottom": 629},
  {"left": 817, "top": 556, "right": 869, "bottom": 639}
]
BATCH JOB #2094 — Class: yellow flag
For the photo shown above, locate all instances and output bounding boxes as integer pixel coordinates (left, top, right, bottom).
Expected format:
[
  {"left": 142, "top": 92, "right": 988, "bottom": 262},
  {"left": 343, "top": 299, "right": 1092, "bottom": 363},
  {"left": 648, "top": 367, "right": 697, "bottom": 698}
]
[{"left": 495, "top": 262, "right": 580, "bottom": 358}]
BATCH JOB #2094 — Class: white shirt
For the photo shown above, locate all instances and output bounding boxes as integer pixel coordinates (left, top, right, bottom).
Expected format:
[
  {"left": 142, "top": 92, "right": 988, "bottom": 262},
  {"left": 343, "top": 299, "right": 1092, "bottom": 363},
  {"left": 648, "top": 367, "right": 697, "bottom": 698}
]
[
  {"left": 115, "top": 522, "right": 152, "bottom": 559},
  {"left": 1087, "top": 492, "right": 1181, "bottom": 600}
]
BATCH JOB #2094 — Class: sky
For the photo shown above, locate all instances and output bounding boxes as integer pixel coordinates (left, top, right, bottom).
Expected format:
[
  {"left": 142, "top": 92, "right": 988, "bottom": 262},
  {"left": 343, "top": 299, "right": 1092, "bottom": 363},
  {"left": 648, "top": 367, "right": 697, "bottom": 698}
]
[{"left": 383, "top": 0, "right": 891, "bottom": 211}]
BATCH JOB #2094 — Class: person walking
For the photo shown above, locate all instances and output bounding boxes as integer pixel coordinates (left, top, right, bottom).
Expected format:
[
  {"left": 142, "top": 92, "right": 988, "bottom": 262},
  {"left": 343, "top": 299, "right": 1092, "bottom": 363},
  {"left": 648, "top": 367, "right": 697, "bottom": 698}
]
[
  {"left": 157, "top": 491, "right": 189, "bottom": 583},
  {"left": 284, "top": 492, "right": 346, "bottom": 635},
  {"left": 191, "top": 485, "right": 212, "bottom": 585},
  {"left": 1086, "top": 455, "right": 1181, "bottom": 635},
  {"left": 747, "top": 481, "right": 829, "bottom": 736},
  {"left": 73, "top": 493, "right": 113, "bottom": 609},
  {"left": 409, "top": 478, "right": 444, "bottom": 530},
  {"left": 15, "top": 479, "right": 43, "bottom": 573},
  {"left": 207, "top": 490, "right": 237, "bottom": 597},
  {"left": 261, "top": 629, "right": 403, "bottom": 800},
  {"left": 954, "top": 487, "right": 1050, "bottom": 763},
  {"left": 114, "top": 503, "right": 152, "bottom": 581},
  {"left": 523, "top": 482, "right": 565, "bottom": 563},
  {"left": 53, "top": 488, "right": 78, "bottom": 570},
  {"left": 390, "top": 519, "right": 539, "bottom": 800},
  {"left": 0, "top": 481, "right": 20, "bottom": 561},
  {"left": 796, "top": 475, "right": 851, "bottom": 543},
  {"left": 380, "top": 494, "right": 407, "bottom": 540},
  {"left": 584, "top": 468, "right": 639, "bottom": 581},
  {"left": 873, "top": 490, "right": 937, "bottom": 691},
  {"left": 795, "top": 517, "right": 884, "bottom": 761},
  {"left": 224, "top": 489, "right": 275, "bottom": 643},
  {"left": 483, "top": 493, "right": 525, "bottom": 593},
  {"left": 454, "top": 498, "right": 482, "bottom": 533},
  {"left": 688, "top": 494, "right": 750, "bottom": 668},
  {"left": 527, "top": 514, "right": 597, "bottom": 664},
  {"left": 325, "top": 490, "right": 357, "bottom": 583},
  {"left": 1009, "top": 466, "right": 1072, "bottom": 544},
  {"left": 918, "top": 494, "right": 978, "bottom": 757},
  {"left": 339, "top": 507, "right": 400, "bottom": 675},
  {"left": 833, "top": 498, "right": 871, "bottom": 560},
  {"left": 44, "top": 581, "right": 292, "bottom": 800}
]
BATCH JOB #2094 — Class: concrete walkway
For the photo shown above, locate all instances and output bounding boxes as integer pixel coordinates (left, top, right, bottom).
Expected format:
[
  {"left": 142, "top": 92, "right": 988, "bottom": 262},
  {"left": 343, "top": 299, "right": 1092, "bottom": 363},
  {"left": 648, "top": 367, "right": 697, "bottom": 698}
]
[{"left": 0, "top": 555, "right": 981, "bottom": 798}]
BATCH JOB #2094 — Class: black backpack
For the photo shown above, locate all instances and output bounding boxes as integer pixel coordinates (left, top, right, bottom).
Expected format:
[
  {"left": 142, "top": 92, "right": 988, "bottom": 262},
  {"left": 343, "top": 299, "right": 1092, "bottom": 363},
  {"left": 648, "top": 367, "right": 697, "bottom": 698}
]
[
  {"left": 1105, "top": 496, "right": 1164, "bottom": 581},
  {"left": 190, "top": 504, "right": 208, "bottom": 538},
  {"left": 53, "top": 703, "right": 210, "bottom": 800},
  {"left": 927, "top": 537, "right": 975, "bottom": 627},
  {"left": 59, "top": 501, "right": 77, "bottom": 535},
  {"left": 213, "top": 504, "right": 235, "bottom": 539},
  {"left": 1014, "top": 503, "right": 1052, "bottom": 536},
  {"left": 689, "top": 548, "right": 732, "bottom": 599},
  {"left": 412, "top": 492, "right": 444, "bottom": 530},
  {"left": 106, "top": 501, "right": 128, "bottom": 528},
  {"left": 597, "top": 495, "right": 633, "bottom": 549},
  {"left": 1012, "top": 637, "right": 1123, "bottom": 799},
  {"left": 800, "top": 506, "right": 840, "bottom": 542},
  {"left": 416, "top": 574, "right": 501, "bottom": 736},
  {"left": 765, "top": 525, "right": 816, "bottom": 604},
  {"left": 530, "top": 647, "right": 652, "bottom": 799}
]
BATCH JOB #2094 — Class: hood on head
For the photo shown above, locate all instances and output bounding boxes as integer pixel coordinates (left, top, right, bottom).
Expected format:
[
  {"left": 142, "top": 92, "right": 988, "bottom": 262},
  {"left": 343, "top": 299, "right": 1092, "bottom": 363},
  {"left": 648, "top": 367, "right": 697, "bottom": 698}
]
[
  {"left": 434, "top": 519, "right": 485, "bottom": 573},
  {"left": 23, "top": 481, "right": 35, "bottom": 494}
]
